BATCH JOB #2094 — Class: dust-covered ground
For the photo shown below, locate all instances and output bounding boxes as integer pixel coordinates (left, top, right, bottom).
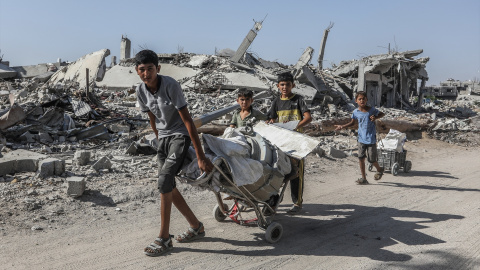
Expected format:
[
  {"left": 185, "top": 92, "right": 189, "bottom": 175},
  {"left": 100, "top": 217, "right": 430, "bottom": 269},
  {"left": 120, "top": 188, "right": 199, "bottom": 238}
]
[{"left": 1, "top": 137, "right": 479, "bottom": 270}]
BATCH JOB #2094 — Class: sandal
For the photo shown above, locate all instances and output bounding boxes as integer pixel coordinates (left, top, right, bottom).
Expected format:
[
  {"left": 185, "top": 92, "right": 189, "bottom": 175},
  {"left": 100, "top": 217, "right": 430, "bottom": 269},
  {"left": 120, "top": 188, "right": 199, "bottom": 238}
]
[
  {"left": 144, "top": 235, "right": 173, "bottom": 257},
  {"left": 175, "top": 222, "right": 205, "bottom": 243},
  {"left": 356, "top": 178, "right": 369, "bottom": 185},
  {"left": 374, "top": 168, "right": 385, "bottom": 180}
]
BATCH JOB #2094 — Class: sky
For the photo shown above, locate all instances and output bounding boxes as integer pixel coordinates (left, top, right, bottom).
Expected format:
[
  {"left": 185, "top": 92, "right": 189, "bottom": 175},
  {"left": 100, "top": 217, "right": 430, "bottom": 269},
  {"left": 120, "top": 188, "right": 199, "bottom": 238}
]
[{"left": 0, "top": 0, "right": 479, "bottom": 86}]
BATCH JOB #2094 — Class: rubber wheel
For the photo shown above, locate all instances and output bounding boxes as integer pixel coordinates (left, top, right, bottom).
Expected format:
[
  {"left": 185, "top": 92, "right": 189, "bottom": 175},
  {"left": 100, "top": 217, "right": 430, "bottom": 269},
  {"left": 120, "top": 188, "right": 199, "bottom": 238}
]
[
  {"left": 265, "top": 222, "right": 283, "bottom": 243},
  {"left": 392, "top": 163, "right": 399, "bottom": 176},
  {"left": 403, "top": 161, "right": 412, "bottom": 173},
  {"left": 213, "top": 204, "right": 228, "bottom": 222},
  {"left": 368, "top": 164, "right": 373, "bottom": 172}
]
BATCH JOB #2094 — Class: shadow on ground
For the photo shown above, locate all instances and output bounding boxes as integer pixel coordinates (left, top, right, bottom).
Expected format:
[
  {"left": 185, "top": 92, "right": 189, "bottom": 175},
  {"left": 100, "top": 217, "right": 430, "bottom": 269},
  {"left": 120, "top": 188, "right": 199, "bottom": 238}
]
[{"left": 174, "top": 203, "right": 464, "bottom": 264}]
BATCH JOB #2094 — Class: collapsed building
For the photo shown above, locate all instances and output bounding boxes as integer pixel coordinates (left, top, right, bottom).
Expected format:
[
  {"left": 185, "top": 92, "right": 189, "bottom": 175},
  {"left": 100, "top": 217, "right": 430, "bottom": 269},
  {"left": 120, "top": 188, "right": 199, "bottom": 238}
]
[
  {"left": 0, "top": 21, "right": 479, "bottom": 177},
  {"left": 0, "top": 21, "right": 479, "bottom": 234}
]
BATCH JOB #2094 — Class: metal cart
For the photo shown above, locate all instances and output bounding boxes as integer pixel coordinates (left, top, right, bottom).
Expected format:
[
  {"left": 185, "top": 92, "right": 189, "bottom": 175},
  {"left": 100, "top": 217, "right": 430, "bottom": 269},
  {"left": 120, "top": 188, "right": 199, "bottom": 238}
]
[
  {"left": 178, "top": 156, "right": 299, "bottom": 244},
  {"left": 368, "top": 149, "right": 412, "bottom": 176}
]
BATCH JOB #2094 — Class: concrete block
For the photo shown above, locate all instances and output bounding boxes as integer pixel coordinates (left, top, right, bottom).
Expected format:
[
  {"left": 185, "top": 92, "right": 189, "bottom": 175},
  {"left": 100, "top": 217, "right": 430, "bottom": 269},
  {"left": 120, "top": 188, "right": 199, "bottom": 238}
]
[
  {"left": 0, "top": 149, "right": 46, "bottom": 176},
  {"left": 38, "top": 158, "right": 65, "bottom": 178},
  {"left": 67, "top": 176, "right": 86, "bottom": 197},
  {"left": 327, "top": 147, "right": 347, "bottom": 159},
  {"left": 74, "top": 150, "right": 91, "bottom": 166},
  {"left": 92, "top": 156, "right": 112, "bottom": 171}
]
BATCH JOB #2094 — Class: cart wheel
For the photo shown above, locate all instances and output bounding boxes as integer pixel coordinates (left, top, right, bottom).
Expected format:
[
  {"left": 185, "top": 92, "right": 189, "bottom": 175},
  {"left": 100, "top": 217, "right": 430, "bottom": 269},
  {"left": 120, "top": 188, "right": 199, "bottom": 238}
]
[
  {"left": 403, "top": 161, "right": 412, "bottom": 173},
  {"left": 391, "top": 163, "right": 399, "bottom": 176},
  {"left": 368, "top": 164, "right": 373, "bottom": 172},
  {"left": 265, "top": 222, "right": 283, "bottom": 243},
  {"left": 213, "top": 204, "right": 228, "bottom": 222}
]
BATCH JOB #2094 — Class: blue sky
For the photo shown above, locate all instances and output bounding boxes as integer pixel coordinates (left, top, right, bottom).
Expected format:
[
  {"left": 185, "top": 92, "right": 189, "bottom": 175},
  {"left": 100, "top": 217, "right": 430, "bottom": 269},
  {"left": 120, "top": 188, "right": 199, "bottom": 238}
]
[{"left": 0, "top": 0, "right": 479, "bottom": 85}]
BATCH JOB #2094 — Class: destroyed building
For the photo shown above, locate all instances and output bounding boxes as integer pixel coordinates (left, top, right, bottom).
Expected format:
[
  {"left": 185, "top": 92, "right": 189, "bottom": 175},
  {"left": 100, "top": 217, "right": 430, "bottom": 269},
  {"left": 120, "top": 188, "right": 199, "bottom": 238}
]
[{"left": 0, "top": 21, "right": 479, "bottom": 237}]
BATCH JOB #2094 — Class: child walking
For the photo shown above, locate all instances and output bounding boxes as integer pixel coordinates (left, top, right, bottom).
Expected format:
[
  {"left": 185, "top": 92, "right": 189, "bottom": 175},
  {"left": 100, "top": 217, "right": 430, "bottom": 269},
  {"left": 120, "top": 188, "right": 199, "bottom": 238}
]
[
  {"left": 135, "top": 50, "right": 213, "bottom": 256},
  {"left": 335, "top": 91, "right": 385, "bottom": 184},
  {"left": 267, "top": 72, "right": 312, "bottom": 214}
]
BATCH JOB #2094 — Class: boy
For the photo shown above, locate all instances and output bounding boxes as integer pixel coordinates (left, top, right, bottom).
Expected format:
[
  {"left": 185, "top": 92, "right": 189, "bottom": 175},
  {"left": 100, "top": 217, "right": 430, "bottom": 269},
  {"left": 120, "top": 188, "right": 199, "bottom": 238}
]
[
  {"left": 335, "top": 91, "right": 385, "bottom": 185},
  {"left": 267, "top": 72, "right": 312, "bottom": 214},
  {"left": 229, "top": 88, "right": 267, "bottom": 128},
  {"left": 135, "top": 50, "right": 213, "bottom": 257}
]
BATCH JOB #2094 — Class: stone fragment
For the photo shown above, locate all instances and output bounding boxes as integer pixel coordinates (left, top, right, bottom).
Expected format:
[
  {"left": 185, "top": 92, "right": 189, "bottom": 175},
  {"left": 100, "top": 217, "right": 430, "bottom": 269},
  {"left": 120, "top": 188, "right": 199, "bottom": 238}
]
[
  {"left": 327, "top": 147, "right": 347, "bottom": 159},
  {"left": 67, "top": 176, "right": 86, "bottom": 197},
  {"left": 92, "top": 156, "right": 112, "bottom": 171},
  {"left": 38, "top": 158, "right": 65, "bottom": 178},
  {"left": 74, "top": 150, "right": 91, "bottom": 166}
]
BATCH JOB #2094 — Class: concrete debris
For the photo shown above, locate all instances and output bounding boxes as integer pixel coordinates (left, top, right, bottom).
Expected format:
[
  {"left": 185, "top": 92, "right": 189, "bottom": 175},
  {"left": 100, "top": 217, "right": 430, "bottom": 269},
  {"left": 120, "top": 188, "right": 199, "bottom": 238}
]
[
  {"left": 0, "top": 63, "right": 18, "bottom": 79},
  {"left": 66, "top": 176, "right": 86, "bottom": 197},
  {"left": 92, "top": 156, "right": 112, "bottom": 171},
  {"left": 0, "top": 149, "right": 47, "bottom": 176},
  {"left": 0, "top": 28, "right": 478, "bottom": 232},
  {"left": 48, "top": 49, "right": 111, "bottom": 89},
  {"left": 74, "top": 150, "right": 91, "bottom": 166},
  {"left": 38, "top": 158, "right": 65, "bottom": 178},
  {"left": 326, "top": 146, "right": 347, "bottom": 159}
]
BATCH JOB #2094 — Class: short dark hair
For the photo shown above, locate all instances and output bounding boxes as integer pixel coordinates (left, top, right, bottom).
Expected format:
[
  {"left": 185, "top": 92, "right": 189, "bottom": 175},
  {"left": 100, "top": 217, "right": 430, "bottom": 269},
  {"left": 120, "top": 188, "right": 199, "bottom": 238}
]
[
  {"left": 135, "top": 50, "right": 158, "bottom": 67},
  {"left": 355, "top": 91, "right": 367, "bottom": 100},
  {"left": 277, "top": 72, "right": 294, "bottom": 83},
  {"left": 237, "top": 88, "right": 253, "bottom": 99}
]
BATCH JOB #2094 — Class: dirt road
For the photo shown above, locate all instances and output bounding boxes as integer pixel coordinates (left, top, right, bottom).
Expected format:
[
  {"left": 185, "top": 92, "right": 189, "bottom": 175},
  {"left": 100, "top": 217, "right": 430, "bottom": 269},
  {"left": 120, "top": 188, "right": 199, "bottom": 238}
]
[{"left": 1, "top": 138, "right": 479, "bottom": 270}]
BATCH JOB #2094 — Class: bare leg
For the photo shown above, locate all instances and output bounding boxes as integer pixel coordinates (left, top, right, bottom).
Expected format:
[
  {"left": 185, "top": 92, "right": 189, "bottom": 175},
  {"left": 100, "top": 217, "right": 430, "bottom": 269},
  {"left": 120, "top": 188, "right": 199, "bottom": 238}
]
[
  {"left": 372, "top": 161, "right": 383, "bottom": 172},
  {"left": 359, "top": 158, "right": 366, "bottom": 179},
  {"left": 159, "top": 191, "right": 173, "bottom": 239},
  {"left": 172, "top": 187, "right": 203, "bottom": 231},
  {"left": 159, "top": 188, "right": 203, "bottom": 239}
]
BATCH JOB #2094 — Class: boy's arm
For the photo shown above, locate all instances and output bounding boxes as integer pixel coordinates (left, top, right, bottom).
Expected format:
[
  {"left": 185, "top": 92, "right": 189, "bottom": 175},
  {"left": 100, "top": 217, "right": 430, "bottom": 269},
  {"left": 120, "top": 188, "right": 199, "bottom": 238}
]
[
  {"left": 266, "top": 99, "right": 277, "bottom": 124},
  {"left": 147, "top": 111, "right": 159, "bottom": 138},
  {"left": 370, "top": 111, "right": 385, "bottom": 121},
  {"left": 335, "top": 118, "right": 356, "bottom": 131},
  {"left": 178, "top": 106, "right": 213, "bottom": 174},
  {"left": 295, "top": 111, "right": 312, "bottom": 131}
]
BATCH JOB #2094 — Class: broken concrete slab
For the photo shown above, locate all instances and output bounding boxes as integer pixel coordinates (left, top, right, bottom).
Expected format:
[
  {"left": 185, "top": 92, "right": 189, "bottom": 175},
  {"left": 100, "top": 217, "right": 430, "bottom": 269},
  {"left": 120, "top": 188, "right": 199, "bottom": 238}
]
[
  {"left": 92, "top": 156, "right": 112, "bottom": 171},
  {"left": 0, "top": 149, "right": 47, "bottom": 176},
  {"left": 0, "top": 93, "right": 27, "bottom": 130},
  {"left": 11, "top": 63, "right": 60, "bottom": 79},
  {"left": 100, "top": 63, "right": 199, "bottom": 90},
  {"left": 48, "top": 49, "right": 110, "bottom": 89},
  {"left": 67, "top": 176, "right": 86, "bottom": 197},
  {"left": 0, "top": 63, "right": 17, "bottom": 79},
  {"left": 38, "top": 158, "right": 65, "bottom": 178},
  {"left": 98, "top": 65, "right": 142, "bottom": 90}
]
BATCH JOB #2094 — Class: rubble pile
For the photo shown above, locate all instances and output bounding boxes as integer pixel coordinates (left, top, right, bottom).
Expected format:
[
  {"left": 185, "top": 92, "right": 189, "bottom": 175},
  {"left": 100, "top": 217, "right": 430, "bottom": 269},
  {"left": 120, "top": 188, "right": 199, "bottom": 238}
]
[{"left": 1, "top": 27, "right": 479, "bottom": 233}]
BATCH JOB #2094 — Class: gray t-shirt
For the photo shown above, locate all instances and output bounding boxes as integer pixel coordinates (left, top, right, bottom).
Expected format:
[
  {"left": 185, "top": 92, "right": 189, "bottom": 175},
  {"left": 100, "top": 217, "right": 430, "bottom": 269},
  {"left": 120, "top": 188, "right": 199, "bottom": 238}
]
[{"left": 136, "top": 75, "right": 189, "bottom": 138}]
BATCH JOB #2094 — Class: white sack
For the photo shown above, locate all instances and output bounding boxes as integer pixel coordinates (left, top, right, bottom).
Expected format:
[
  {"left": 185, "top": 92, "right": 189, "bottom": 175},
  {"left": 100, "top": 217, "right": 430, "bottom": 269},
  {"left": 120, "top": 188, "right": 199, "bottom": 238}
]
[{"left": 378, "top": 129, "right": 406, "bottom": 152}]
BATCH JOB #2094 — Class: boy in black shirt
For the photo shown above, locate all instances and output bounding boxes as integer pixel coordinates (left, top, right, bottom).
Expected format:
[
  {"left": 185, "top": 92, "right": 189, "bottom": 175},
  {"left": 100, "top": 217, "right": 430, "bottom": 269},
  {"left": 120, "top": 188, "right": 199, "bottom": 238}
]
[{"left": 267, "top": 72, "right": 312, "bottom": 214}]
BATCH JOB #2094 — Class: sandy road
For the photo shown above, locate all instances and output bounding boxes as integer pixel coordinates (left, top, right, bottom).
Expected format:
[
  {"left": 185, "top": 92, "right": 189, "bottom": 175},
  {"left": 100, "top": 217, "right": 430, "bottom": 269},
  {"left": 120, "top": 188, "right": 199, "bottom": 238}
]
[{"left": 1, "top": 138, "right": 479, "bottom": 270}]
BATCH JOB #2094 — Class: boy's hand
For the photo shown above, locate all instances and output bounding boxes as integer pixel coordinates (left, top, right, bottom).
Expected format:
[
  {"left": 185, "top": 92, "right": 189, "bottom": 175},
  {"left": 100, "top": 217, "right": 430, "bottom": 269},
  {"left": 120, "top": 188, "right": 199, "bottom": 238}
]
[
  {"left": 370, "top": 115, "right": 376, "bottom": 121},
  {"left": 198, "top": 157, "right": 213, "bottom": 174},
  {"left": 266, "top": 119, "right": 274, "bottom": 124},
  {"left": 334, "top": 125, "right": 343, "bottom": 131}
]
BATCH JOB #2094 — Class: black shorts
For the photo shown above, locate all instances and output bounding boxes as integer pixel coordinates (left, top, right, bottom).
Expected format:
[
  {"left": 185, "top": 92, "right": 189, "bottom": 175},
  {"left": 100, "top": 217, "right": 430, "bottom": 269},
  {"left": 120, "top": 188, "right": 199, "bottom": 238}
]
[
  {"left": 157, "top": 134, "right": 191, "bottom": 193},
  {"left": 357, "top": 142, "right": 378, "bottom": 163}
]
